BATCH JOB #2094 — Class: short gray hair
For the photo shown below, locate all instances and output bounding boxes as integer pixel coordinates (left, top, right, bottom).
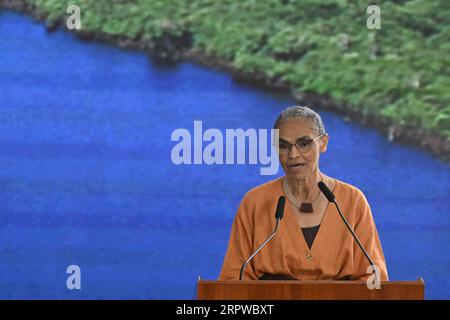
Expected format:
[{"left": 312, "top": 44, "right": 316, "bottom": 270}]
[{"left": 274, "top": 106, "right": 326, "bottom": 135}]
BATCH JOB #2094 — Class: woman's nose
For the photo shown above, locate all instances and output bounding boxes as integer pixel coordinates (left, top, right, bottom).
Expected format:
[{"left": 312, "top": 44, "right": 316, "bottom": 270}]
[{"left": 288, "top": 145, "right": 301, "bottom": 159}]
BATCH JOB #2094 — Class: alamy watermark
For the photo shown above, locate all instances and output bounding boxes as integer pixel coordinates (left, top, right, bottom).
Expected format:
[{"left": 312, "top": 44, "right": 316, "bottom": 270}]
[
  {"left": 66, "top": 265, "right": 81, "bottom": 290},
  {"left": 66, "top": 5, "right": 82, "bottom": 30},
  {"left": 171, "top": 121, "right": 280, "bottom": 175},
  {"left": 366, "top": 5, "right": 381, "bottom": 30},
  {"left": 366, "top": 265, "right": 381, "bottom": 290}
]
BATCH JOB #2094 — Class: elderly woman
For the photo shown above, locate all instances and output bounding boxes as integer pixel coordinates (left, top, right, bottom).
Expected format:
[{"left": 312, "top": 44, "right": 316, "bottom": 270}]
[{"left": 219, "top": 106, "right": 388, "bottom": 281}]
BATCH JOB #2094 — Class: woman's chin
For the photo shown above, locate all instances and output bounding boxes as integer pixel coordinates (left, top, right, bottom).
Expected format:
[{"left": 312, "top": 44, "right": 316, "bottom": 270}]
[{"left": 285, "top": 168, "right": 310, "bottom": 180}]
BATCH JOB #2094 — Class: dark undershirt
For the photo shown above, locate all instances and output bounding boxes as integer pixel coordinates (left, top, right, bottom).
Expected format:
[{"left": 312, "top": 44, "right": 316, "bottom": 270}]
[{"left": 301, "top": 224, "right": 320, "bottom": 249}]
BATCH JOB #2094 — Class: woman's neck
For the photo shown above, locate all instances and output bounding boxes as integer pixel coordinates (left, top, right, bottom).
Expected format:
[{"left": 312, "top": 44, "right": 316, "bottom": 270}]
[{"left": 287, "top": 170, "right": 322, "bottom": 201}]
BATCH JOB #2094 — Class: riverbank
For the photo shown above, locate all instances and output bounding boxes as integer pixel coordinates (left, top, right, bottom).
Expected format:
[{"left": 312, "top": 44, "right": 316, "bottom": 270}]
[{"left": 1, "top": 0, "right": 448, "bottom": 161}]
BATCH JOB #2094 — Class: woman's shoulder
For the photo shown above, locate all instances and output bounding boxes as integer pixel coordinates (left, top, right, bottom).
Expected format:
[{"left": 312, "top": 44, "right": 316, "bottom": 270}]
[
  {"left": 244, "top": 177, "right": 283, "bottom": 200},
  {"left": 236, "top": 177, "right": 283, "bottom": 211},
  {"left": 334, "top": 178, "right": 369, "bottom": 204},
  {"left": 236, "top": 177, "right": 283, "bottom": 218},
  {"left": 335, "top": 178, "right": 364, "bottom": 193}
]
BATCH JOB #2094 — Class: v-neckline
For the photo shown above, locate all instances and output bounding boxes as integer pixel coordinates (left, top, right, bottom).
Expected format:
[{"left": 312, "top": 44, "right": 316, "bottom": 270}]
[{"left": 281, "top": 178, "right": 339, "bottom": 253}]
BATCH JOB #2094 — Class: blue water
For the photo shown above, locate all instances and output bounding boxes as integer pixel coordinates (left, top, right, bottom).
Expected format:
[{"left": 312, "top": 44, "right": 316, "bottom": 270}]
[{"left": 0, "top": 11, "right": 449, "bottom": 299}]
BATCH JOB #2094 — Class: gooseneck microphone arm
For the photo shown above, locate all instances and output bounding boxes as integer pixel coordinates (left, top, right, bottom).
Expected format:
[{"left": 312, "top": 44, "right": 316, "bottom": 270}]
[
  {"left": 318, "top": 182, "right": 376, "bottom": 273},
  {"left": 239, "top": 196, "right": 285, "bottom": 280},
  {"left": 333, "top": 198, "right": 375, "bottom": 268},
  {"left": 239, "top": 219, "right": 281, "bottom": 280}
]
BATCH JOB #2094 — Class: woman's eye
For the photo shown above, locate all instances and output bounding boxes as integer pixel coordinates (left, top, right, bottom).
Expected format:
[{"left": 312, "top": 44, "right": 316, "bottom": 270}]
[{"left": 298, "top": 141, "right": 311, "bottom": 148}]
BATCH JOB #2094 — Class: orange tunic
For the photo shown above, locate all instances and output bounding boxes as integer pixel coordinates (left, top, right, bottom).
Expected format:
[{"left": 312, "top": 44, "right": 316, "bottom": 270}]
[{"left": 219, "top": 177, "right": 388, "bottom": 281}]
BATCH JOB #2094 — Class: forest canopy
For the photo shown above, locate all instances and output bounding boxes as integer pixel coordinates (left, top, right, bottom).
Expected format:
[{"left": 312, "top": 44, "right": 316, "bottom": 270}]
[{"left": 13, "top": 0, "right": 450, "bottom": 140}]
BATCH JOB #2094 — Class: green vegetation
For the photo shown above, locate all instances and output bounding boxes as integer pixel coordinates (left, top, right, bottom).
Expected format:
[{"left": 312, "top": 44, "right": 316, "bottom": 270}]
[{"left": 6, "top": 0, "right": 450, "bottom": 141}]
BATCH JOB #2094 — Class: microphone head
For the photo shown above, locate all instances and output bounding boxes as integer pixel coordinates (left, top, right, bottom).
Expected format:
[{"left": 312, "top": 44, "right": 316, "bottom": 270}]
[
  {"left": 275, "top": 196, "right": 286, "bottom": 220},
  {"left": 318, "top": 181, "right": 335, "bottom": 202}
]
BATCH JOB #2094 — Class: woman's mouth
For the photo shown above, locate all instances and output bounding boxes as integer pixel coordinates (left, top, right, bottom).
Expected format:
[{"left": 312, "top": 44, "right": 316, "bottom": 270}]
[{"left": 288, "top": 163, "right": 306, "bottom": 171}]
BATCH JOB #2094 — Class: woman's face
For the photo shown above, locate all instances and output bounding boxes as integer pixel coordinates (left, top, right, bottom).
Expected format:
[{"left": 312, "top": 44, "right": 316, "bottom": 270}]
[{"left": 277, "top": 118, "right": 328, "bottom": 180}]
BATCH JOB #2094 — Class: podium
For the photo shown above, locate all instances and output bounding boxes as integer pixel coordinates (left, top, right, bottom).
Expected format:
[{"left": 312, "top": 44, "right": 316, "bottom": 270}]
[{"left": 197, "top": 279, "right": 425, "bottom": 300}]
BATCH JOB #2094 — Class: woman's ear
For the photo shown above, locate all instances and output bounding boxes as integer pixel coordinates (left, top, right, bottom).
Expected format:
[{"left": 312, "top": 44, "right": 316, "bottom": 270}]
[{"left": 320, "top": 134, "right": 329, "bottom": 153}]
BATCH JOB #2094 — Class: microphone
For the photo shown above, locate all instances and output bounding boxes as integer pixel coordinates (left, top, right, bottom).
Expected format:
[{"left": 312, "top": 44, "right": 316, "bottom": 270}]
[
  {"left": 239, "top": 196, "right": 285, "bottom": 280},
  {"left": 318, "top": 182, "right": 377, "bottom": 279},
  {"left": 275, "top": 196, "right": 285, "bottom": 220}
]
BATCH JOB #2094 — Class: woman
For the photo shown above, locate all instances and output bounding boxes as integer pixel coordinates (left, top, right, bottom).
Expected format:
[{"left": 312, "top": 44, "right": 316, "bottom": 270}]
[{"left": 219, "top": 106, "right": 388, "bottom": 281}]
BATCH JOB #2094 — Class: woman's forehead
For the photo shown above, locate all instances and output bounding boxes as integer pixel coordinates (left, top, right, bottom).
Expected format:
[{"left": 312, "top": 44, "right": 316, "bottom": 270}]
[{"left": 277, "top": 119, "right": 316, "bottom": 137}]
